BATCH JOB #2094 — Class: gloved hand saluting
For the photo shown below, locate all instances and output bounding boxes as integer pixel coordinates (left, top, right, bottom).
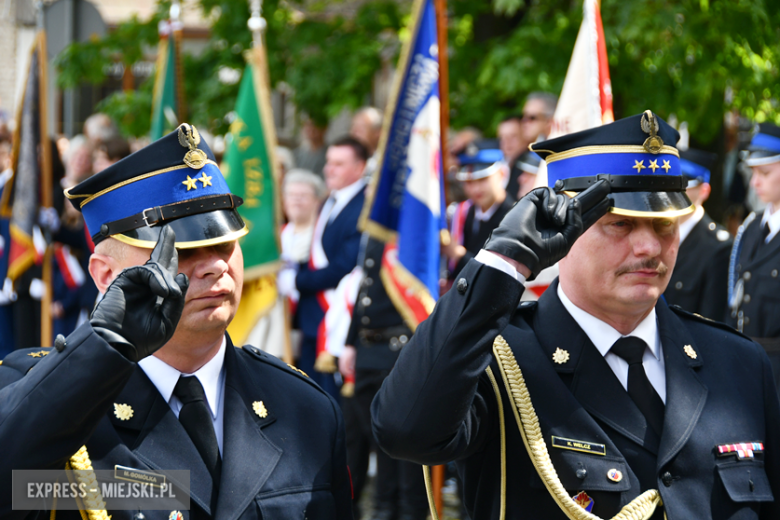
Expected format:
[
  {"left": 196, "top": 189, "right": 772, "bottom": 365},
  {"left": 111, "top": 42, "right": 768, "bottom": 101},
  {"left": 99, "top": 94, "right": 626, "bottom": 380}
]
[
  {"left": 484, "top": 180, "right": 612, "bottom": 278},
  {"left": 91, "top": 226, "right": 189, "bottom": 361}
]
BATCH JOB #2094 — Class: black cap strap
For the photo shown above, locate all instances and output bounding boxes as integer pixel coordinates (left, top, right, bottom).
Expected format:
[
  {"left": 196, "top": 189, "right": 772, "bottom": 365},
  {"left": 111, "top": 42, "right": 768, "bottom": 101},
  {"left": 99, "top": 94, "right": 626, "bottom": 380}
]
[
  {"left": 553, "top": 174, "right": 686, "bottom": 193},
  {"left": 96, "top": 194, "right": 244, "bottom": 240}
]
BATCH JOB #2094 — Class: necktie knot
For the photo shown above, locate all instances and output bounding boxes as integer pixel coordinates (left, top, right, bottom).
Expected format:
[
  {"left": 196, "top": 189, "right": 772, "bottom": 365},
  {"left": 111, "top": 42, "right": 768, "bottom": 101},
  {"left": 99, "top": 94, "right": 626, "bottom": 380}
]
[
  {"left": 173, "top": 375, "right": 207, "bottom": 406},
  {"left": 610, "top": 336, "right": 647, "bottom": 366}
]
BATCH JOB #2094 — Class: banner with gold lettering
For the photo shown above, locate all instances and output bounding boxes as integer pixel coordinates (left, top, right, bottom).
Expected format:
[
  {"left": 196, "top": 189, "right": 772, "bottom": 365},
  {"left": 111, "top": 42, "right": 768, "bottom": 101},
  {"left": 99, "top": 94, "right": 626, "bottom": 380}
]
[{"left": 223, "top": 50, "right": 282, "bottom": 277}]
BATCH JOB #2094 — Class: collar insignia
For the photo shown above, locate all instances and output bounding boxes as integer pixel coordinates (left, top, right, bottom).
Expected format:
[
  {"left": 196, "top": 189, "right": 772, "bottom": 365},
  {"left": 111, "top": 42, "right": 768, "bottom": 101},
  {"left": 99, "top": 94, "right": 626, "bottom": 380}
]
[
  {"left": 114, "top": 403, "right": 134, "bottom": 421},
  {"left": 178, "top": 123, "right": 208, "bottom": 169},
  {"left": 552, "top": 347, "right": 570, "bottom": 364},
  {"left": 684, "top": 344, "right": 697, "bottom": 359},
  {"left": 253, "top": 401, "right": 268, "bottom": 418},
  {"left": 641, "top": 110, "right": 664, "bottom": 154}
]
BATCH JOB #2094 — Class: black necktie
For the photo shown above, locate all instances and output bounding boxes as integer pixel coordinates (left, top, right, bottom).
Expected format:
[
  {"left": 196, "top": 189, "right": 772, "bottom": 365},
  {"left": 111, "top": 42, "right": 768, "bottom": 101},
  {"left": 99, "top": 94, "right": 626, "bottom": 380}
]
[
  {"left": 173, "top": 376, "right": 222, "bottom": 485},
  {"left": 610, "top": 337, "right": 665, "bottom": 435},
  {"left": 750, "top": 224, "right": 770, "bottom": 260}
]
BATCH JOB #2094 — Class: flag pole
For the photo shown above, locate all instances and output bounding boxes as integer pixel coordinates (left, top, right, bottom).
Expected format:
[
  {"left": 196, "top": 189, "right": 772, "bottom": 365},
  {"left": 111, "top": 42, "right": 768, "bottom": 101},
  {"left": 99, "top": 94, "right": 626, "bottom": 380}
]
[
  {"left": 37, "top": 2, "right": 53, "bottom": 347},
  {"left": 433, "top": 0, "right": 449, "bottom": 513},
  {"left": 248, "top": 0, "right": 293, "bottom": 365}
]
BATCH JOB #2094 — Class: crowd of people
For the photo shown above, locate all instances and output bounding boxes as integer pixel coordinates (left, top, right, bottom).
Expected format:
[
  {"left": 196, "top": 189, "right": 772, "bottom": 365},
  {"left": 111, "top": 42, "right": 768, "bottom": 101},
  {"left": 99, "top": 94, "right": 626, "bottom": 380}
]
[{"left": 1, "top": 89, "right": 779, "bottom": 520}]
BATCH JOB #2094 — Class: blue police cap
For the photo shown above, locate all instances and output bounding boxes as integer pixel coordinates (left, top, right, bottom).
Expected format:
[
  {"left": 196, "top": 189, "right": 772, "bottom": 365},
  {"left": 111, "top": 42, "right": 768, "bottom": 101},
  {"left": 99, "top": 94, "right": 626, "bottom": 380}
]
[
  {"left": 456, "top": 148, "right": 505, "bottom": 181},
  {"left": 66, "top": 123, "right": 247, "bottom": 249},
  {"left": 745, "top": 122, "right": 780, "bottom": 167},
  {"left": 680, "top": 148, "right": 716, "bottom": 187},
  {"left": 531, "top": 110, "right": 693, "bottom": 218},
  {"left": 516, "top": 151, "right": 542, "bottom": 175}
]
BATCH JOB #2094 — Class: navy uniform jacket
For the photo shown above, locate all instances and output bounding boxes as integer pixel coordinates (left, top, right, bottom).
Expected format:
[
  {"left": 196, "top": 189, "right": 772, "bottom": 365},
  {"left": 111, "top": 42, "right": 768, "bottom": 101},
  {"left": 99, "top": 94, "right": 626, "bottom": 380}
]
[
  {"left": 373, "top": 260, "right": 780, "bottom": 520},
  {"left": 727, "top": 216, "right": 780, "bottom": 342},
  {"left": 0, "top": 323, "right": 352, "bottom": 520},
  {"left": 345, "top": 236, "right": 409, "bottom": 371},
  {"left": 296, "top": 188, "right": 365, "bottom": 339},
  {"left": 665, "top": 213, "right": 732, "bottom": 321}
]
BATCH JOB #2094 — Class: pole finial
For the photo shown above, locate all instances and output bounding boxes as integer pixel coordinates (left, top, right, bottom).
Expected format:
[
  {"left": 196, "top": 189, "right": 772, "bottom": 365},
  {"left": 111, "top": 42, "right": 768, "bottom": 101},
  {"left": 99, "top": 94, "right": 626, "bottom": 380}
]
[{"left": 248, "top": 0, "right": 266, "bottom": 48}]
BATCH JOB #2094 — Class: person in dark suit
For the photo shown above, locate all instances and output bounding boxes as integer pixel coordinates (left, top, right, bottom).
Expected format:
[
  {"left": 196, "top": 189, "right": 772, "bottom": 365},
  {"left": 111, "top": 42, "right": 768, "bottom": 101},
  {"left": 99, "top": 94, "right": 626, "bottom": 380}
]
[
  {"left": 284, "top": 136, "right": 367, "bottom": 400},
  {"left": 0, "top": 125, "right": 352, "bottom": 519},
  {"left": 664, "top": 148, "right": 732, "bottom": 319},
  {"left": 339, "top": 236, "right": 428, "bottom": 520},
  {"left": 372, "top": 111, "right": 780, "bottom": 520},
  {"left": 444, "top": 148, "right": 514, "bottom": 279},
  {"left": 728, "top": 122, "right": 780, "bottom": 395}
]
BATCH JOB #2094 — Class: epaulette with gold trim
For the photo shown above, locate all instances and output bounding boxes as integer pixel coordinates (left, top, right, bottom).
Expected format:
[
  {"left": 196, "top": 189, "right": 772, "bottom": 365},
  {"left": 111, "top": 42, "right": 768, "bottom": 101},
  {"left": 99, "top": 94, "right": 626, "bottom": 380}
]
[
  {"left": 668, "top": 304, "right": 752, "bottom": 341},
  {"left": 1, "top": 347, "right": 55, "bottom": 375},
  {"left": 240, "top": 344, "right": 315, "bottom": 382}
]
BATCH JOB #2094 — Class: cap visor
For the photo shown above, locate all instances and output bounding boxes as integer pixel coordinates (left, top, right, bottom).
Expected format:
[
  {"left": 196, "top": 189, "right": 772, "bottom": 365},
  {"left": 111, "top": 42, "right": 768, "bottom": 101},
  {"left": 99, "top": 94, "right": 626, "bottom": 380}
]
[
  {"left": 113, "top": 209, "right": 248, "bottom": 249},
  {"left": 609, "top": 191, "right": 694, "bottom": 218},
  {"left": 745, "top": 150, "right": 780, "bottom": 167}
]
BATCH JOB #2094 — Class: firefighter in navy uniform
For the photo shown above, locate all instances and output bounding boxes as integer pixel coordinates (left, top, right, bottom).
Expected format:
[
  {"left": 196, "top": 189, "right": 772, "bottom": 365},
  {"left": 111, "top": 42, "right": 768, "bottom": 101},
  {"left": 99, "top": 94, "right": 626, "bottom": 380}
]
[
  {"left": 728, "top": 122, "right": 780, "bottom": 396},
  {"left": 444, "top": 148, "right": 514, "bottom": 279},
  {"left": 341, "top": 236, "right": 428, "bottom": 520},
  {"left": 664, "top": 148, "right": 732, "bottom": 320},
  {"left": 372, "top": 111, "right": 780, "bottom": 520},
  {"left": 0, "top": 125, "right": 352, "bottom": 519}
]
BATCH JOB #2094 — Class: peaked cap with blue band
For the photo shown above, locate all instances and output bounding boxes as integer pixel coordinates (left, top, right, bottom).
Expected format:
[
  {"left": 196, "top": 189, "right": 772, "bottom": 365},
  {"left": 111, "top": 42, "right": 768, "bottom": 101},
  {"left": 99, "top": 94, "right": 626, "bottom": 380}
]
[
  {"left": 456, "top": 148, "right": 506, "bottom": 181},
  {"left": 531, "top": 110, "right": 694, "bottom": 218},
  {"left": 65, "top": 123, "right": 248, "bottom": 249},
  {"left": 680, "top": 148, "right": 717, "bottom": 187},
  {"left": 745, "top": 122, "right": 780, "bottom": 167}
]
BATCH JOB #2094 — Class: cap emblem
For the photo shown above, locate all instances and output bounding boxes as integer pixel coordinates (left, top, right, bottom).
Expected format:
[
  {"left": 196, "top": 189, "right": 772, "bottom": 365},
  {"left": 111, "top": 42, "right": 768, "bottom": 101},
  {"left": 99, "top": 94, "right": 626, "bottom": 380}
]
[
  {"left": 641, "top": 110, "right": 664, "bottom": 154},
  {"left": 178, "top": 123, "right": 209, "bottom": 169}
]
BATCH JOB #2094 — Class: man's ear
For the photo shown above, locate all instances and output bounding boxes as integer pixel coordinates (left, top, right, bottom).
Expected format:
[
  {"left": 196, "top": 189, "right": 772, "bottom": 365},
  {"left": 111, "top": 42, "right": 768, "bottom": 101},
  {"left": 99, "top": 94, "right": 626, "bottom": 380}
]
[{"left": 89, "top": 253, "right": 119, "bottom": 293}]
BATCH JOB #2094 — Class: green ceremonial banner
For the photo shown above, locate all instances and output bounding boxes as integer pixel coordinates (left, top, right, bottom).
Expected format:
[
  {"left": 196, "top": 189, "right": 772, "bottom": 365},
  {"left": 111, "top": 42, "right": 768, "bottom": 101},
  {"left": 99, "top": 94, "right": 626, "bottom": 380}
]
[
  {"left": 150, "top": 30, "right": 183, "bottom": 141},
  {"left": 223, "top": 51, "right": 282, "bottom": 279}
]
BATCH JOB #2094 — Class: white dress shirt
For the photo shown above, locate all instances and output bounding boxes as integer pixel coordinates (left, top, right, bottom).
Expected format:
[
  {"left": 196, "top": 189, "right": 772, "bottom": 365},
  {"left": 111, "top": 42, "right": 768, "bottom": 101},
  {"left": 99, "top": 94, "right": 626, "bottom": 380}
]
[
  {"left": 760, "top": 203, "right": 780, "bottom": 243},
  {"left": 138, "top": 337, "right": 227, "bottom": 454},
  {"left": 474, "top": 249, "right": 666, "bottom": 402},
  {"left": 557, "top": 283, "right": 666, "bottom": 403},
  {"left": 326, "top": 178, "right": 367, "bottom": 223},
  {"left": 678, "top": 205, "right": 704, "bottom": 245}
]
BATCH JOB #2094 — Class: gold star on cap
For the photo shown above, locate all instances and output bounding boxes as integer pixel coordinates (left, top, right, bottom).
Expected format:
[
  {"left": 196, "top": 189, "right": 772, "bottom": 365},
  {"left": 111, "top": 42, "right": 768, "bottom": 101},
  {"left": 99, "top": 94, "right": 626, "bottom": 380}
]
[
  {"left": 253, "top": 401, "right": 268, "bottom": 418},
  {"left": 552, "top": 348, "right": 570, "bottom": 365},
  {"left": 662, "top": 160, "right": 671, "bottom": 173},
  {"left": 684, "top": 344, "right": 697, "bottom": 359},
  {"left": 633, "top": 160, "right": 645, "bottom": 172},
  {"left": 198, "top": 172, "right": 213, "bottom": 187},
  {"left": 182, "top": 175, "right": 198, "bottom": 191},
  {"left": 27, "top": 350, "right": 49, "bottom": 358},
  {"left": 178, "top": 123, "right": 209, "bottom": 169},
  {"left": 648, "top": 159, "right": 659, "bottom": 172},
  {"left": 114, "top": 403, "right": 134, "bottom": 421}
]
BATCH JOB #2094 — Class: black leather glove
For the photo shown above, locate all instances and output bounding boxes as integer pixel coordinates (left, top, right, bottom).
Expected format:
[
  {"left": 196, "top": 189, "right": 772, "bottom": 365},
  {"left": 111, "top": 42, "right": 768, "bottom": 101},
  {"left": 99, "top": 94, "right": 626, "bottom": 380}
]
[
  {"left": 484, "top": 180, "right": 611, "bottom": 277},
  {"left": 90, "top": 226, "right": 189, "bottom": 361}
]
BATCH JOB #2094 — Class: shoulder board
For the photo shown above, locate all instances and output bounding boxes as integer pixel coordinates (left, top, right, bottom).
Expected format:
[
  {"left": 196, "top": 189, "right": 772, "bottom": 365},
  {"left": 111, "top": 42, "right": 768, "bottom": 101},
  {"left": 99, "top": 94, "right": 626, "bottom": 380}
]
[
  {"left": 238, "top": 345, "right": 324, "bottom": 389},
  {"left": 1, "top": 347, "right": 55, "bottom": 375},
  {"left": 668, "top": 305, "right": 752, "bottom": 341}
]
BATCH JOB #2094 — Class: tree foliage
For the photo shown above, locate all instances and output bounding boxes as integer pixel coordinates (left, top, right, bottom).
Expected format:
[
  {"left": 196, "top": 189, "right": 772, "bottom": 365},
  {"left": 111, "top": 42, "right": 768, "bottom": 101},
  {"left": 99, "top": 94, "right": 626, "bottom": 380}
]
[{"left": 55, "top": 0, "right": 780, "bottom": 144}]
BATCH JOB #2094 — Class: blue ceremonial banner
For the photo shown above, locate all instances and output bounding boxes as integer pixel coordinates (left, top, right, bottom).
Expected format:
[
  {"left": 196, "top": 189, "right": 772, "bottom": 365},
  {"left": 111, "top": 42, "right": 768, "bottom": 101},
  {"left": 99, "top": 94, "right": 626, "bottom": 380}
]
[{"left": 359, "top": 0, "right": 446, "bottom": 330}]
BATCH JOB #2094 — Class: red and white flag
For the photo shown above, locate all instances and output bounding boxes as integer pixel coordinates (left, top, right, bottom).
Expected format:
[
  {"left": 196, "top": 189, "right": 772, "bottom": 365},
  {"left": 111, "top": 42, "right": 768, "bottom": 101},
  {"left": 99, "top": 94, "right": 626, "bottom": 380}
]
[{"left": 548, "top": 0, "right": 613, "bottom": 139}]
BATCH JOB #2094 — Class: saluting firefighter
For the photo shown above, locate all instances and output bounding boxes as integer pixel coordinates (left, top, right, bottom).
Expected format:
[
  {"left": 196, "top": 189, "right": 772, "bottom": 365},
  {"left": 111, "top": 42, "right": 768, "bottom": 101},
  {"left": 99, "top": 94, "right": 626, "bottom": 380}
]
[
  {"left": 372, "top": 111, "right": 780, "bottom": 520},
  {"left": 663, "top": 148, "right": 732, "bottom": 320},
  {"left": 0, "top": 125, "right": 352, "bottom": 519},
  {"left": 728, "top": 122, "right": 780, "bottom": 397}
]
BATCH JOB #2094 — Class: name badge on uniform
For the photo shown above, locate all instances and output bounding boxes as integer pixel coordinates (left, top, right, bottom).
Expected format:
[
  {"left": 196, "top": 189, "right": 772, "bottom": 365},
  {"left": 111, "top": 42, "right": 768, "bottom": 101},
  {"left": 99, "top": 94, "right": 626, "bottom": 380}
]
[
  {"left": 717, "top": 442, "right": 764, "bottom": 460},
  {"left": 551, "top": 436, "right": 606, "bottom": 456}
]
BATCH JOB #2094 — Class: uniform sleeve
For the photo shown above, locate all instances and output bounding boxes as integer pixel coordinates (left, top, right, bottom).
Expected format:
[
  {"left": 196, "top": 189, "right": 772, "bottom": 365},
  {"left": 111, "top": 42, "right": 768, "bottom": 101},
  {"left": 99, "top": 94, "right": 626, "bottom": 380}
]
[
  {"left": 0, "top": 322, "right": 135, "bottom": 496},
  {"left": 330, "top": 393, "right": 354, "bottom": 519},
  {"left": 295, "top": 226, "right": 361, "bottom": 295},
  {"left": 371, "top": 259, "right": 523, "bottom": 465}
]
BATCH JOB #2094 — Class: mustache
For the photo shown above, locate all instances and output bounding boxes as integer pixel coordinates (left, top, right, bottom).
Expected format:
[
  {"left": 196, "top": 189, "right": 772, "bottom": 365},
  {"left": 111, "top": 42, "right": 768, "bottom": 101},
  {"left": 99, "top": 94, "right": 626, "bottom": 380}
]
[{"left": 615, "top": 258, "right": 669, "bottom": 276}]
